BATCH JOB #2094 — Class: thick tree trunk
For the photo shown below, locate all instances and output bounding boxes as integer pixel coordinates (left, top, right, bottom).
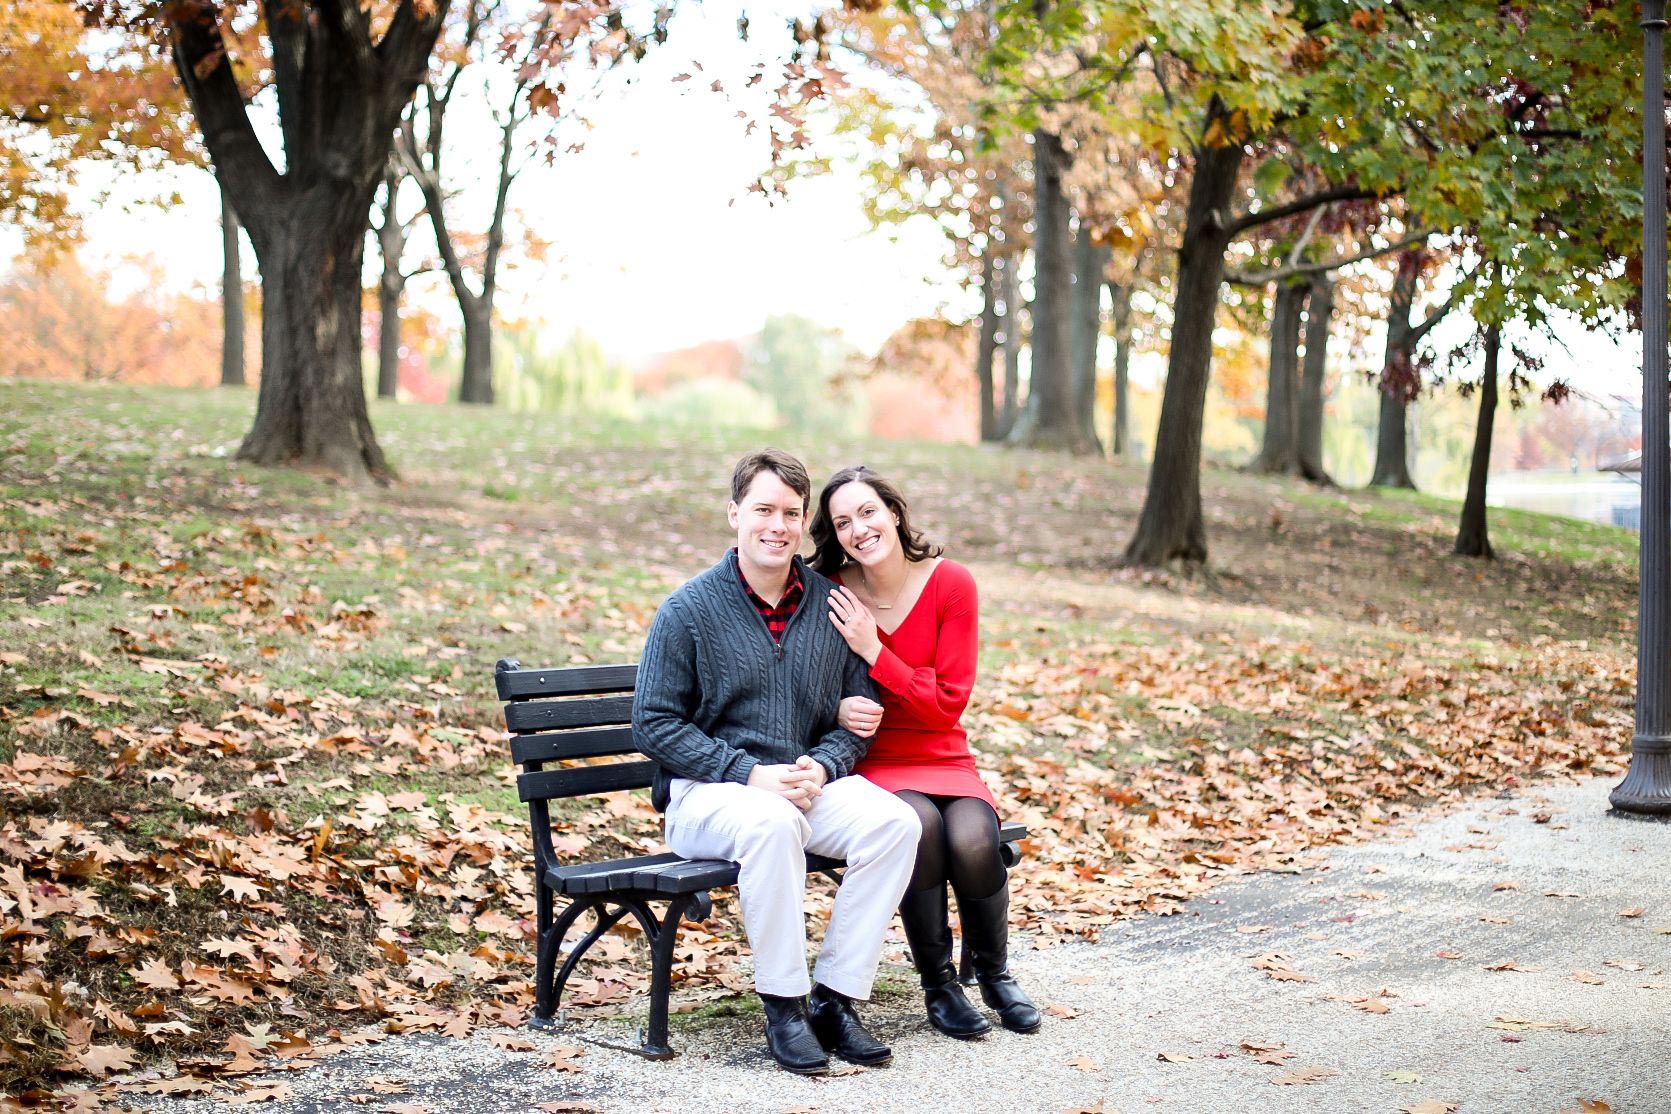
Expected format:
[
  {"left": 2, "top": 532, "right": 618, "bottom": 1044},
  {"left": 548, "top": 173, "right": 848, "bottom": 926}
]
[
  {"left": 999, "top": 253, "right": 1023, "bottom": 439},
  {"left": 458, "top": 300, "right": 495, "bottom": 404},
  {"left": 976, "top": 253, "right": 1001, "bottom": 441},
  {"left": 1297, "top": 272, "right": 1335, "bottom": 484},
  {"left": 1071, "top": 230, "right": 1110, "bottom": 455},
  {"left": 1124, "top": 119, "right": 1245, "bottom": 567},
  {"left": 239, "top": 203, "right": 389, "bottom": 480},
  {"left": 1109, "top": 278, "right": 1132, "bottom": 458},
  {"left": 169, "top": 0, "right": 448, "bottom": 483},
  {"left": 220, "top": 189, "right": 245, "bottom": 388},
  {"left": 1009, "top": 129, "right": 1084, "bottom": 451},
  {"left": 1248, "top": 281, "right": 1305, "bottom": 473},
  {"left": 1454, "top": 324, "right": 1500, "bottom": 558},
  {"left": 1369, "top": 248, "right": 1424, "bottom": 490}
]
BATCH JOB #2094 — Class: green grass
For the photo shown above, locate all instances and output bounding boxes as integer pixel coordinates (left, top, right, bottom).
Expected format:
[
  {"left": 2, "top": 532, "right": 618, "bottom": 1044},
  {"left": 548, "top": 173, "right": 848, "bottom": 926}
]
[{"left": 0, "top": 377, "right": 1642, "bottom": 1091}]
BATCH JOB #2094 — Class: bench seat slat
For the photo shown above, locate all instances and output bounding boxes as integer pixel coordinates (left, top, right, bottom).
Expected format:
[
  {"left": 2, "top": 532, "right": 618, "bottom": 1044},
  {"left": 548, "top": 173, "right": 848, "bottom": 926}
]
[
  {"left": 550, "top": 854, "right": 739, "bottom": 896},
  {"left": 497, "top": 663, "right": 638, "bottom": 701},
  {"left": 518, "top": 760, "right": 656, "bottom": 801},
  {"left": 511, "top": 726, "right": 638, "bottom": 765},
  {"left": 542, "top": 824, "right": 1029, "bottom": 896},
  {"left": 505, "top": 695, "right": 635, "bottom": 734}
]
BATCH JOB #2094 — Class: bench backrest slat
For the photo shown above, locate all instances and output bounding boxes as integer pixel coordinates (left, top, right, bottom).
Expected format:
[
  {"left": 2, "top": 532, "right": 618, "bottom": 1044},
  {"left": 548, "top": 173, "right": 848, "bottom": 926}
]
[
  {"left": 519, "top": 760, "right": 657, "bottom": 801},
  {"left": 496, "top": 662, "right": 639, "bottom": 701},
  {"left": 510, "top": 725, "right": 638, "bottom": 766},
  {"left": 504, "top": 695, "right": 635, "bottom": 734}
]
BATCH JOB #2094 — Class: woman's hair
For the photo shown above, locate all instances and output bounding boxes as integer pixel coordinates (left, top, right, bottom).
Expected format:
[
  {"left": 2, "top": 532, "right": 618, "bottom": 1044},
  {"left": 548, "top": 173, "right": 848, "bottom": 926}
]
[{"left": 810, "top": 465, "right": 944, "bottom": 575}]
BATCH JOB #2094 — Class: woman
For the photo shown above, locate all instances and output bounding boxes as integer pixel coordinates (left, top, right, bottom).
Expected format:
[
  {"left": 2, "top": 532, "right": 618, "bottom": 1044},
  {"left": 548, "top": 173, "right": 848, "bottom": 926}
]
[{"left": 811, "top": 465, "right": 1041, "bottom": 1039}]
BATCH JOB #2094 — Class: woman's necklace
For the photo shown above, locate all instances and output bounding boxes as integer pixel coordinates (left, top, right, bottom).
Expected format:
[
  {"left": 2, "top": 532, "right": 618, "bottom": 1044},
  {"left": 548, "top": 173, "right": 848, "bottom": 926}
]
[{"left": 860, "top": 564, "right": 909, "bottom": 610}]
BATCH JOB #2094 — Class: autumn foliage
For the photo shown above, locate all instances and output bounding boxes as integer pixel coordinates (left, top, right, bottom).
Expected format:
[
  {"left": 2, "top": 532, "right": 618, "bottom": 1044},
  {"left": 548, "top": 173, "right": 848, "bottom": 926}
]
[{"left": 0, "top": 255, "right": 238, "bottom": 387}]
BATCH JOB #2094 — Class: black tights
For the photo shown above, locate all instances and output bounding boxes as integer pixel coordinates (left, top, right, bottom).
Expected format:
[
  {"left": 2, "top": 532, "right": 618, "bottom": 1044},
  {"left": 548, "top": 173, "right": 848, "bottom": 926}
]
[{"left": 896, "top": 791, "right": 1005, "bottom": 898}]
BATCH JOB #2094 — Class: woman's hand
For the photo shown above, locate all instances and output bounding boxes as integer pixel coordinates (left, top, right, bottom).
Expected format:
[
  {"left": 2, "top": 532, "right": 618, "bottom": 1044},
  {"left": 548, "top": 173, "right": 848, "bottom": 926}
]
[
  {"left": 837, "top": 695, "right": 884, "bottom": 738},
  {"left": 827, "top": 585, "right": 882, "bottom": 664}
]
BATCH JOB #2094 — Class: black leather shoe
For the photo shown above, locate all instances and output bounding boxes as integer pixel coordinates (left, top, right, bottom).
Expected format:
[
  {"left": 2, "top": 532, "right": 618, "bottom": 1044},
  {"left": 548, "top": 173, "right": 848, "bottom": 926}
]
[
  {"left": 959, "top": 885, "right": 1043, "bottom": 1034},
  {"left": 807, "top": 984, "right": 892, "bottom": 1066},
  {"left": 759, "top": 994, "right": 830, "bottom": 1074},
  {"left": 899, "top": 884, "right": 990, "bottom": 1039}
]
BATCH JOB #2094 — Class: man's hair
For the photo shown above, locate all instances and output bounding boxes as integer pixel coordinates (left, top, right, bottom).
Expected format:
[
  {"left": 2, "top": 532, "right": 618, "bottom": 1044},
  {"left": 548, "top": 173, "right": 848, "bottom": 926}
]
[{"left": 730, "top": 449, "right": 812, "bottom": 511}]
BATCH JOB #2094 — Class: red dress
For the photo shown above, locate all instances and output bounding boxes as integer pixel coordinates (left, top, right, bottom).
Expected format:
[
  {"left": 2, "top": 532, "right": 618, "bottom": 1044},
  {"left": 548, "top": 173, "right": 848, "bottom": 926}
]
[{"left": 852, "top": 559, "right": 996, "bottom": 809}]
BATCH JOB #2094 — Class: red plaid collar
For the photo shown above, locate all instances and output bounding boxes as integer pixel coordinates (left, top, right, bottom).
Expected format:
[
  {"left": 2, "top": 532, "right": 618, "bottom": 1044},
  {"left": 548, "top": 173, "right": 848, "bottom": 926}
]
[{"left": 732, "top": 549, "right": 803, "bottom": 643}]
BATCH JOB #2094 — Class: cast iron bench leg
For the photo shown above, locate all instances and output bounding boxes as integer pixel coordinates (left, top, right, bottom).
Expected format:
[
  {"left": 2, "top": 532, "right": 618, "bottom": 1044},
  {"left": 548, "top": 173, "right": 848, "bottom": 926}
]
[
  {"left": 532, "top": 897, "right": 603, "bottom": 1027},
  {"left": 639, "top": 893, "right": 699, "bottom": 1060}
]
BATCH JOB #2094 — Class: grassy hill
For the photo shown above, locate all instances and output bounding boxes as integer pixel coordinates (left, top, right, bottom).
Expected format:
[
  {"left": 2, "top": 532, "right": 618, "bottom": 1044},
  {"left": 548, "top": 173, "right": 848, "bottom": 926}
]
[{"left": 0, "top": 378, "right": 1638, "bottom": 1097}]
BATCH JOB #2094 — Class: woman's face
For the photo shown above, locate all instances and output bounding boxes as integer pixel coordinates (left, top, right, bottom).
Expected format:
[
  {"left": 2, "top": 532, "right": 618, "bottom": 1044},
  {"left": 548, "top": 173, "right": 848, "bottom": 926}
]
[{"left": 827, "top": 481, "right": 899, "bottom": 568}]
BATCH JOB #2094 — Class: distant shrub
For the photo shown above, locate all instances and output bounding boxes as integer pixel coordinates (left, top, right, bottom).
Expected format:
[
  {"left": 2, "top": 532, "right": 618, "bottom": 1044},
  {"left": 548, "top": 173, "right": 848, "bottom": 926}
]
[{"left": 637, "top": 377, "right": 779, "bottom": 429}]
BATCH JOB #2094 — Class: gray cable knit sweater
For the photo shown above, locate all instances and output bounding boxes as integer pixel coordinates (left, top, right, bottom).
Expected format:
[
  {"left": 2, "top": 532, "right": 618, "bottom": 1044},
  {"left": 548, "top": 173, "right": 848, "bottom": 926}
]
[{"left": 631, "top": 550, "right": 879, "bottom": 811}]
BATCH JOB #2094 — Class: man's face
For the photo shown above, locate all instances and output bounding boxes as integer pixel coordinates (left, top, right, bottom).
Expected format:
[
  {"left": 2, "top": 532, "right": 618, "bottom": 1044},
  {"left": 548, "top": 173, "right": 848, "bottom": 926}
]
[{"left": 728, "top": 469, "right": 805, "bottom": 577}]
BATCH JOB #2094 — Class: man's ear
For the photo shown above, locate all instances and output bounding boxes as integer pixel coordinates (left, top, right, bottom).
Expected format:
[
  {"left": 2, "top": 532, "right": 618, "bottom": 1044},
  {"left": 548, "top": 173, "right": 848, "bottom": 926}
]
[{"left": 727, "top": 501, "right": 740, "bottom": 530}]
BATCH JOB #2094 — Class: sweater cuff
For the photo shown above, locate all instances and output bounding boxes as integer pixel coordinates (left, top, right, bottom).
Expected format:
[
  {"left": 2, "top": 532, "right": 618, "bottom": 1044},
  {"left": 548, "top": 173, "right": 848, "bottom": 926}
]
[
  {"left": 728, "top": 754, "right": 761, "bottom": 786},
  {"left": 869, "top": 645, "right": 914, "bottom": 694}
]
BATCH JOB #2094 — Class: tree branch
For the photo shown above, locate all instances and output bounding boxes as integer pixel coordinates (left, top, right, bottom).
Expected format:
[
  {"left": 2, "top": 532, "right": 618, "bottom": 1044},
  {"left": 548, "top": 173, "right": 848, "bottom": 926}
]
[
  {"left": 316, "top": 0, "right": 378, "bottom": 77},
  {"left": 1228, "top": 184, "right": 1383, "bottom": 237},
  {"left": 166, "top": 4, "right": 282, "bottom": 214},
  {"left": 1226, "top": 231, "right": 1432, "bottom": 285}
]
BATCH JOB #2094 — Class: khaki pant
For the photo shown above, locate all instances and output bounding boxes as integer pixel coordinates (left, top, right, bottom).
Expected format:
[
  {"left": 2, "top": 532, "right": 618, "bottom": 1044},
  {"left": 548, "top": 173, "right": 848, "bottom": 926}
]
[{"left": 665, "top": 774, "right": 920, "bottom": 998}]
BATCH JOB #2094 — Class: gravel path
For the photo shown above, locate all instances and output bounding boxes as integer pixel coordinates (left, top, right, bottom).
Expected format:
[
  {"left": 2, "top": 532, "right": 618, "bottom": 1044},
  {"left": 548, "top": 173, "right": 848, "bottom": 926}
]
[{"left": 127, "top": 777, "right": 1670, "bottom": 1113}]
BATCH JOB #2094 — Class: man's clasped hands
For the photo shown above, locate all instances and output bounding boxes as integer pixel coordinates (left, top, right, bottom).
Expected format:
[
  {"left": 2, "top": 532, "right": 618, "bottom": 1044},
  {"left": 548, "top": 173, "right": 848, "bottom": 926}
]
[{"left": 745, "top": 696, "right": 884, "bottom": 810}]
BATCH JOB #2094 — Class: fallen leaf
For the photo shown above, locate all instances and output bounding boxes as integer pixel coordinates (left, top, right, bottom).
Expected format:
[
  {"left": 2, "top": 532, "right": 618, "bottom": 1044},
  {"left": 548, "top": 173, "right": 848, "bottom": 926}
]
[
  {"left": 130, "top": 957, "right": 181, "bottom": 991},
  {"left": 544, "top": 1045, "right": 585, "bottom": 1072},
  {"left": 1156, "top": 1051, "right": 1193, "bottom": 1063},
  {"left": 1272, "top": 1066, "right": 1335, "bottom": 1085},
  {"left": 1618, "top": 907, "right": 1645, "bottom": 918},
  {"left": 76, "top": 1043, "right": 138, "bottom": 1076},
  {"left": 1043, "top": 1004, "right": 1080, "bottom": 1019},
  {"left": 1571, "top": 970, "right": 1605, "bottom": 985},
  {"left": 1384, "top": 1070, "right": 1423, "bottom": 1084},
  {"left": 226, "top": 1083, "right": 293, "bottom": 1105},
  {"left": 1401, "top": 1102, "right": 1459, "bottom": 1114},
  {"left": 1069, "top": 1056, "right": 1101, "bottom": 1072}
]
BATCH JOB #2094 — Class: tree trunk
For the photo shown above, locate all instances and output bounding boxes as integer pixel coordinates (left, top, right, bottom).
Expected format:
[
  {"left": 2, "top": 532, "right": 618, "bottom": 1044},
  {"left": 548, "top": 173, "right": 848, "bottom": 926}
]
[
  {"left": 1454, "top": 324, "right": 1500, "bottom": 558},
  {"left": 976, "top": 253, "right": 1001, "bottom": 441},
  {"left": 1124, "top": 112, "right": 1245, "bottom": 567},
  {"left": 1008, "top": 129, "right": 1083, "bottom": 451},
  {"left": 1297, "top": 272, "right": 1335, "bottom": 484},
  {"left": 458, "top": 299, "right": 495, "bottom": 404},
  {"left": 239, "top": 204, "right": 390, "bottom": 479},
  {"left": 1109, "top": 278, "right": 1132, "bottom": 458},
  {"left": 375, "top": 165, "right": 407, "bottom": 401},
  {"left": 1369, "top": 248, "right": 1424, "bottom": 490},
  {"left": 220, "top": 188, "right": 245, "bottom": 388},
  {"left": 1071, "top": 229, "right": 1110, "bottom": 455},
  {"left": 999, "top": 252, "right": 1023, "bottom": 439},
  {"left": 377, "top": 267, "right": 404, "bottom": 401},
  {"left": 169, "top": 0, "right": 448, "bottom": 483},
  {"left": 1248, "top": 280, "right": 1305, "bottom": 473}
]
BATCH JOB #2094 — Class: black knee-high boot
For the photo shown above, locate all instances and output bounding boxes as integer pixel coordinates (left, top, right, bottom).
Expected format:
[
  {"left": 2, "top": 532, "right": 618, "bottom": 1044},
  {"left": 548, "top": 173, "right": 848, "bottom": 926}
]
[
  {"left": 958, "top": 884, "right": 1042, "bottom": 1033},
  {"left": 898, "top": 883, "right": 990, "bottom": 1039}
]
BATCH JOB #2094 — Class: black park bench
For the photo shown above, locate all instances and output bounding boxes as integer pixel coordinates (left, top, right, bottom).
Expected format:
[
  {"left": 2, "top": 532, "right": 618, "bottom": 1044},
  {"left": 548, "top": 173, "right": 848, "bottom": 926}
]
[{"left": 494, "top": 658, "right": 1028, "bottom": 1060}]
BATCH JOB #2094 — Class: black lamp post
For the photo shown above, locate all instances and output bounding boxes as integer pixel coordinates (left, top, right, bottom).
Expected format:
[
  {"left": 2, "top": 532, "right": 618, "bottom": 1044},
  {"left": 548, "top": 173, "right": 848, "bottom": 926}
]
[{"left": 1612, "top": 0, "right": 1671, "bottom": 817}]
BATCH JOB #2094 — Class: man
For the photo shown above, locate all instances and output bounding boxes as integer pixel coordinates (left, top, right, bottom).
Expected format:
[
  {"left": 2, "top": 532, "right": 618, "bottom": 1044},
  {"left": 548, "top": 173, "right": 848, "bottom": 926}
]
[{"left": 632, "top": 449, "right": 920, "bottom": 1074}]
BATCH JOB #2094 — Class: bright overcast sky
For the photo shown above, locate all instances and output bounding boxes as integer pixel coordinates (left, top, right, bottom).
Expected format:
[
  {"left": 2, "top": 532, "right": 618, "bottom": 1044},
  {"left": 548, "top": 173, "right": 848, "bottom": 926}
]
[
  {"left": 0, "top": 2, "right": 965, "bottom": 365},
  {"left": 0, "top": 1, "right": 1651, "bottom": 399}
]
